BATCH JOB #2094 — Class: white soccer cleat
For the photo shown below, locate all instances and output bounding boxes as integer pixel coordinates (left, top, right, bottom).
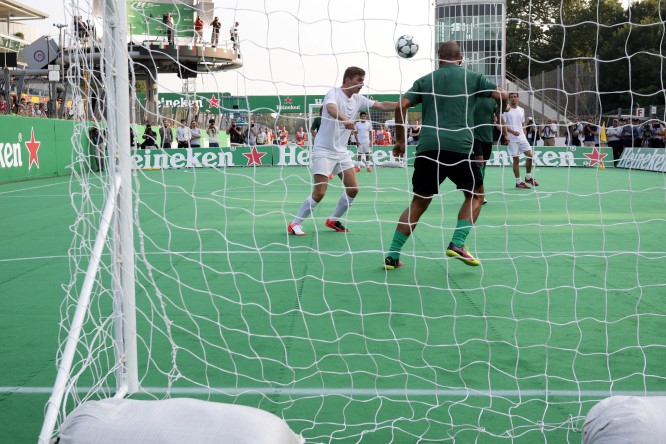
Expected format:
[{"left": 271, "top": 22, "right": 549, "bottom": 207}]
[{"left": 287, "top": 222, "right": 305, "bottom": 236}]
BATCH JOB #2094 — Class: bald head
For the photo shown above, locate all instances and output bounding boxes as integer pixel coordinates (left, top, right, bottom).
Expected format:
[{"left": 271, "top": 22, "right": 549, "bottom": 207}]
[{"left": 438, "top": 40, "right": 462, "bottom": 65}]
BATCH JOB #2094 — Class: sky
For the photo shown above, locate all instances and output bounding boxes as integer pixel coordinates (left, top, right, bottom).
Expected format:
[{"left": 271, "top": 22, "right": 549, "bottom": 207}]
[{"left": 32, "top": 0, "right": 437, "bottom": 96}]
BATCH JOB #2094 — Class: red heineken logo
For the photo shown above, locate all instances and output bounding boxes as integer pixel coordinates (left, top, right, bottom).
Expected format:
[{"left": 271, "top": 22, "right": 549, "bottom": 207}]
[
  {"left": 243, "top": 146, "right": 267, "bottom": 166},
  {"left": 284, "top": 97, "right": 292, "bottom": 105},
  {"left": 584, "top": 146, "right": 608, "bottom": 167},
  {"left": 207, "top": 95, "right": 220, "bottom": 108},
  {"left": 25, "top": 128, "right": 41, "bottom": 170}
]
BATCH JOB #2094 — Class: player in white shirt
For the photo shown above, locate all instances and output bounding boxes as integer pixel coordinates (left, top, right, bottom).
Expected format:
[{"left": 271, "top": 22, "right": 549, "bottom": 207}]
[
  {"left": 502, "top": 92, "right": 539, "bottom": 188},
  {"left": 354, "top": 111, "right": 374, "bottom": 172},
  {"left": 287, "top": 66, "right": 397, "bottom": 236}
]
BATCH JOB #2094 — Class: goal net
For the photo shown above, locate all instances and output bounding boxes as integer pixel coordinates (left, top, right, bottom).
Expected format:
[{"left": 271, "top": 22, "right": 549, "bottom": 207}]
[{"left": 42, "top": 0, "right": 666, "bottom": 442}]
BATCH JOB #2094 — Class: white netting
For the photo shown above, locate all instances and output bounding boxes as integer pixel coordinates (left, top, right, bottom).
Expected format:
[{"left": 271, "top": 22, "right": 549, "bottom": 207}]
[{"left": 45, "top": 0, "right": 666, "bottom": 443}]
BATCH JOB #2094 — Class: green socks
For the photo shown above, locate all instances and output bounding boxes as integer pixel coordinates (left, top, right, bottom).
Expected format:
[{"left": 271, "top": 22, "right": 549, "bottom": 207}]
[
  {"left": 388, "top": 230, "right": 409, "bottom": 260},
  {"left": 480, "top": 164, "right": 486, "bottom": 180},
  {"left": 451, "top": 219, "right": 472, "bottom": 248}
]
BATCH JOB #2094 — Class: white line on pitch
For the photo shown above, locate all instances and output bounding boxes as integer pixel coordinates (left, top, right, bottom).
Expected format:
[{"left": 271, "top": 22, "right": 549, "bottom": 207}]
[{"left": 4, "top": 386, "right": 666, "bottom": 397}]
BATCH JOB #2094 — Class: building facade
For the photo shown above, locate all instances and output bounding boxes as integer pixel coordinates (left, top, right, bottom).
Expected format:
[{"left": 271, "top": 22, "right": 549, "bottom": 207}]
[{"left": 435, "top": 0, "right": 506, "bottom": 87}]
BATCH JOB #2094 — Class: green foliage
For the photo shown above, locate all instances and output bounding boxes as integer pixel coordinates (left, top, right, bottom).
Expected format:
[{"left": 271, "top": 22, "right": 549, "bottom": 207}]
[{"left": 507, "top": 0, "right": 665, "bottom": 112}]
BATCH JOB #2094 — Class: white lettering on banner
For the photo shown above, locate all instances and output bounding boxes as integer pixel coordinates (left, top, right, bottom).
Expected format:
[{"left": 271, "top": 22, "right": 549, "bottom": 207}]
[
  {"left": 0, "top": 142, "right": 23, "bottom": 169},
  {"left": 157, "top": 98, "right": 204, "bottom": 109},
  {"left": 372, "top": 150, "right": 388, "bottom": 164},
  {"left": 542, "top": 151, "right": 558, "bottom": 166},
  {"left": 488, "top": 149, "right": 575, "bottom": 167},
  {"left": 201, "top": 152, "right": 216, "bottom": 167},
  {"left": 277, "top": 145, "right": 309, "bottom": 166},
  {"left": 219, "top": 151, "right": 232, "bottom": 166},
  {"left": 617, "top": 148, "right": 666, "bottom": 171},
  {"left": 132, "top": 148, "right": 235, "bottom": 169},
  {"left": 171, "top": 153, "right": 186, "bottom": 168}
]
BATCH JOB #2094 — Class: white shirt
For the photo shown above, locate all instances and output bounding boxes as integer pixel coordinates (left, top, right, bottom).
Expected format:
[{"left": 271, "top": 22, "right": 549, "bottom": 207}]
[
  {"left": 315, "top": 87, "right": 374, "bottom": 156},
  {"left": 543, "top": 123, "right": 557, "bottom": 138},
  {"left": 190, "top": 127, "right": 201, "bottom": 146},
  {"left": 354, "top": 120, "right": 373, "bottom": 144},
  {"left": 176, "top": 126, "right": 191, "bottom": 142},
  {"left": 207, "top": 126, "right": 219, "bottom": 144},
  {"left": 503, "top": 106, "right": 528, "bottom": 143}
]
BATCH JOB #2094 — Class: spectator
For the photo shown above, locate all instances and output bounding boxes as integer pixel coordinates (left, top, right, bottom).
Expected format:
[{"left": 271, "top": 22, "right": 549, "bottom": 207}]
[
  {"left": 408, "top": 119, "right": 421, "bottom": 145},
  {"left": 620, "top": 119, "right": 634, "bottom": 148},
  {"left": 295, "top": 127, "right": 307, "bottom": 146},
  {"left": 10, "top": 96, "right": 18, "bottom": 114},
  {"left": 633, "top": 119, "right": 644, "bottom": 147},
  {"left": 0, "top": 95, "right": 6, "bottom": 114},
  {"left": 583, "top": 117, "right": 598, "bottom": 147},
  {"left": 159, "top": 120, "right": 173, "bottom": 148},
  {"left": 375, "top": 128, "right": 386, "bottom": 145},
  {"left": 605, "top": 118, "right": 623, "bottom": 165},
  {"left": 650, "top": 121, "right": 664, "bottom": 148},
  {"left": 164, "top": 13, "right": 175, "bottom": 45},
  {"left": 568, "top": 117, "right": 582, "bottom": 147},
  {"left": 140, "top": 123, "right": 157, "bottom": 149},
  {"left": 32, "top": 103, "right": 41, "bottom": 117},
  {"left": 194, "top": 16, "right": 204, "bottom": 45},
  {"left": 230, "top": 21, "right": 240, "bottom": 55},
  {"left": 525, "top": 117, "right": 539, "bottom": 146},
  {"left": 89, "top": 126, "right": 106, "bottom": 172},
  {"left": 247, "top": 122, "right": 258, "bottom": 146},
  {"left": 267, "top": 129, "right": 274, "bottom": 145},
  {"left": 189, "top": 121, "right": 202, "bottom": 147},
  {"left": 541, "top": 118, "right": 556, "bottom": 146},
  {"left": 130, "top": 127, "right": 137, "bottom": 149},
  {"left": 227, "top": 121, "right": 244, "bottom": 145},
  {"left": 279, "top": 126, "right": 288, "bottom": 145},
  {"left": 206, "top": 119, "right": 219, "bottom": 147},
  {"left": 210, "top": 17, "right": 221, "bottom": 47},
  {"left": 257, "top": 127, "right": 267, "bottom": 145},
  {"left": 176, "top": 118, "right": 191, "bottom": 148}
]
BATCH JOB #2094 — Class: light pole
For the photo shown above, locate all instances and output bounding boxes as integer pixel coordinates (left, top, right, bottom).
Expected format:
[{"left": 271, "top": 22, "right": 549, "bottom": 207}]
[{"left": 53, "top": 23, "right": 67, "bottom": 117}]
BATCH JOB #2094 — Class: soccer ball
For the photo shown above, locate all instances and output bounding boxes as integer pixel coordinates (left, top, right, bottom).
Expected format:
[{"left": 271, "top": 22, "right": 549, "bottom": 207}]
[{"left": 395, "top": 35, "right": 419, "bottom": 59}]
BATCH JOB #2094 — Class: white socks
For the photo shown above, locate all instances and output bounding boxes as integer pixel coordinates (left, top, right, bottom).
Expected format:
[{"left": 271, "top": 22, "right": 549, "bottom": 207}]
[
  {"left": 329, "top": 193, "right": 355, "bottom": 221},
  {"left": 293, "top": 196, "right": 318, "bottom": 224}
]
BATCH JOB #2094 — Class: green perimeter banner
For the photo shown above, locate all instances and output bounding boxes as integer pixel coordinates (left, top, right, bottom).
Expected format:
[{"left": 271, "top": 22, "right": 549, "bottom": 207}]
[
  {"left": 488, "top": 145, "right": 610, "bottom": 168},
  {"left": 132, "top": 145, "right": 409, "bottom": 169},
  {"left": 139, "top": 93, "right": 418, "bottom": 115},
  {"left": 132, "top": 144, "right": 611, "bottom": 170},
  {"left": 616, "top": 147, "right": 666, "bottom": 172},
  {"left": 127, "top": 2, "right": 194, "bottom": 38},
  {"left": 0, "top": 116, "right": 77, "bottom": 183}
]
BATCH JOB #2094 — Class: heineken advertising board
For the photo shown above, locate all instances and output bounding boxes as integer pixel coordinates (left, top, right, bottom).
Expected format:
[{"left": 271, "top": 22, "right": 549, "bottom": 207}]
[
  {"left": 616, "top": 147, "right": 666, "bottom": 172},
  {"left": 127, "top": 2, "right": 194, "bottom": 38},
  {"left": 130, "top": 145, "right": 609, "bottom": 170},
  {"left": 138, "top": 93, "right": 415, "bottom": 114}
]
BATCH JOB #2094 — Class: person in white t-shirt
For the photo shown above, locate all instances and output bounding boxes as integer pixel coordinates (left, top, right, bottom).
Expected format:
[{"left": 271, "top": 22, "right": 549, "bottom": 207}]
[
  {"left": 287, "top": 66, "right": 397, "bottom": 236},
  {"left": 502, "top": 92, "right": 539, "bottom": 189},
  {"left": 354, "top": 111, "right": 374, "bottom": 172}
]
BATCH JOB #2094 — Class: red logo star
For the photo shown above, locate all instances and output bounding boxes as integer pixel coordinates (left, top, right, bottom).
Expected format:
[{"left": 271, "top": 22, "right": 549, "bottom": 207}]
[
  {"left": 584, "top": 146, "right": 608, "bottom": 167},
  {"left": 284, "top": 97, "right": 292, "bottom": 105},
  {"left": 207, "top": 95, "right": 220, "bottom": 108},
  {"left": 243, "top": 146, "right": 267, "bottom": 166},
  {"left": 25, "top": 128, "right": 41, "bottom": 170}
]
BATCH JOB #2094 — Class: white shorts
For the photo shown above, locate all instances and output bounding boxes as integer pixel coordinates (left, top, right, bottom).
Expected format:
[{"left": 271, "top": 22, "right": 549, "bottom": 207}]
[
  {"left": 357, "top": 142, "right": 372, "bottom": 154},
  {"left": 507, "top": 140, "right": 533, "bottom": 157},
  {"left": 311, "top": 150, "right": 355, "bottom": 177}
]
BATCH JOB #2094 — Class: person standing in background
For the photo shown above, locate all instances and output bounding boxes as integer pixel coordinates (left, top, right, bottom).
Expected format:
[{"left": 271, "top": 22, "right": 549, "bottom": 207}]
[{"left": 210, "top": 17, "right": 221, "bottom": 47}]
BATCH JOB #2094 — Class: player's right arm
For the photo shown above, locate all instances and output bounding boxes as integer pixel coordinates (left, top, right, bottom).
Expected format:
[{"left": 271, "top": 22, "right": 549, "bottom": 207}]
[{"left": 393, "top": 97, "right": 412, "bottom": 157}]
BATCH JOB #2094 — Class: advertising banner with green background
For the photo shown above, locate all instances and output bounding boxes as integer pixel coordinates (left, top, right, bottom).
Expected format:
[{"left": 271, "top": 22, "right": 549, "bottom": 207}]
[
  {"left": 127, "top": 2, "right": 194, "bottom": 38},
  {"left": 0, "top": 116, "right": 78, "bottom": 183},
  {"left": 138, "top": 93, "right": 419, "bottom": 115}
]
